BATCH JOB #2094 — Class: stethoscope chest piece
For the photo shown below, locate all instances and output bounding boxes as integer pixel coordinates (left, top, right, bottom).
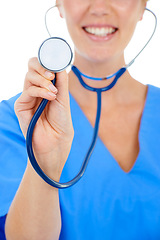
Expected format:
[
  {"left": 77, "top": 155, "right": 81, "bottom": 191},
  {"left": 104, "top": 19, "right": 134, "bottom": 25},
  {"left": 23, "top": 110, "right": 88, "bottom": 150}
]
[{"left": 38, "top": 37, "right": 73, "bottom": 72}]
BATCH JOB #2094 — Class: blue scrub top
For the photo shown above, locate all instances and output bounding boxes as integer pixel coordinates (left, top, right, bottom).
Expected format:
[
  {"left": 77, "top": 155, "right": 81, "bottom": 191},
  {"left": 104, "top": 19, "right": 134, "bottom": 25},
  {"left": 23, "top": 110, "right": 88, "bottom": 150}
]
[{"left": 0, "top": 84, "right": 160, "bottom": 239}]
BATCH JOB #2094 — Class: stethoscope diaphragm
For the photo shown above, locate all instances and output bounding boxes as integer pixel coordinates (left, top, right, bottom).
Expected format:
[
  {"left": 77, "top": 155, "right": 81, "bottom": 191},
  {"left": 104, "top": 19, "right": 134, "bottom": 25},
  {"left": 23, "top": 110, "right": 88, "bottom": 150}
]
[{"left": 38, "top": 37, "right": 73, "bottom": 72}]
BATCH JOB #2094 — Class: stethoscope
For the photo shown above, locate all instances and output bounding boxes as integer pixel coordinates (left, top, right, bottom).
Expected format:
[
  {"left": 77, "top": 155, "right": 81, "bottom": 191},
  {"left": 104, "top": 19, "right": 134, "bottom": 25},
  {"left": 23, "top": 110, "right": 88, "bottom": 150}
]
[{"left": 26, "top": 7, "right": 157, "bottom": 189}]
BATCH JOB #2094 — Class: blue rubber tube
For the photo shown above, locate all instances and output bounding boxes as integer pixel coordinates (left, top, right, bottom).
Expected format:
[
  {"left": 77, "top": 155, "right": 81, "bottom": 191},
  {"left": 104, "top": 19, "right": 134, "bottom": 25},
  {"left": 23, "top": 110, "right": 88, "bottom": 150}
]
[
  {"left": 26, "top": 78, "right": 102, "bottom": 188},
  {"left": 26, "top": 67, "right": 126, "bottom": 188}
]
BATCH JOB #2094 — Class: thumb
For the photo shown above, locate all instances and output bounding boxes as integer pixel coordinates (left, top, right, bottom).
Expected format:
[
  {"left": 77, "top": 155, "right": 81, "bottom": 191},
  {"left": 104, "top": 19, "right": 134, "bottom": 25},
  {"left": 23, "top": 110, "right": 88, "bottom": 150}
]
[{"left": 54, "top": 70, "right": 70, "bottom": 105}]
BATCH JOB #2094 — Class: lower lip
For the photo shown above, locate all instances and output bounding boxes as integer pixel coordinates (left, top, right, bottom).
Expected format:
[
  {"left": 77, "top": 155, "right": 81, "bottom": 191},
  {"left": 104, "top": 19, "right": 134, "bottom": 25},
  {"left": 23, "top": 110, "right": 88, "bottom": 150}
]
[{"left": 83, "top": 28, "right": 118, "bottom": 42}]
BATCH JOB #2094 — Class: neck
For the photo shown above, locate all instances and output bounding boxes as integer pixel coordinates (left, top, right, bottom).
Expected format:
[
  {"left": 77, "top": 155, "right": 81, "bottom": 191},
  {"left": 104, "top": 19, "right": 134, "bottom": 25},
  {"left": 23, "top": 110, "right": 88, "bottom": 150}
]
[
  {"left": 69, "top": 55, "right": 147, "bottom": 110},
  {"left": 73, "top": 52, "right": 126, "bottom": 78}
]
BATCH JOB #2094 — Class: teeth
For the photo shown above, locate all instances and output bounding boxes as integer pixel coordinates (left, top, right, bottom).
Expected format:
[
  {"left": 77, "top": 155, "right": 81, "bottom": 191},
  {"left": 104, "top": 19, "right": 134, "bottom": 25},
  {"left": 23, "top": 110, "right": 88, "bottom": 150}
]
[{"left": 84, "top": 27, "right": 116, "bottom": 37}]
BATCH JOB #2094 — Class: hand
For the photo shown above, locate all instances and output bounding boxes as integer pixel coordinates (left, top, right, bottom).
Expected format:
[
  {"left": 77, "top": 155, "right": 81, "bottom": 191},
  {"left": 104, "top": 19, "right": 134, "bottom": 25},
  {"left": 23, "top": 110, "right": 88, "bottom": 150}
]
[{"left": 15, "top": 57, "right": 74, "bottom": 179}]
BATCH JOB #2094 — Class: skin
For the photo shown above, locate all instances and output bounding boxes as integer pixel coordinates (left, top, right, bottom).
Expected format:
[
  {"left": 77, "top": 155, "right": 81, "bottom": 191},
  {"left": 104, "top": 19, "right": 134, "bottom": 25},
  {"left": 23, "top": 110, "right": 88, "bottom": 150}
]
[
  {"left": 58, "top": 0, "right": 146, "bottom": 73},
  {"left": 5, "top": 0, "right": 148, "bottom": 239}
]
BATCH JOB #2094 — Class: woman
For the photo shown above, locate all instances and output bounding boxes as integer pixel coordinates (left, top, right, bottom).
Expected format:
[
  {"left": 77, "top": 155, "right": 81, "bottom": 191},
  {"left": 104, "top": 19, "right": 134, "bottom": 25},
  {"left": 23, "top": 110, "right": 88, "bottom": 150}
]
[{"left": 1, "top": 0, "right": 160, "bottom": 239}]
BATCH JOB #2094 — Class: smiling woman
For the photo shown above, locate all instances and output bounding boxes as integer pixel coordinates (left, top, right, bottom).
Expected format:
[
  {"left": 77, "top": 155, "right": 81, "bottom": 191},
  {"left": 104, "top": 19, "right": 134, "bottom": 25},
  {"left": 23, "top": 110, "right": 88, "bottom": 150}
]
[
  {"left": 56, "top": 0, "right": 149, "bottom": 73},
  {"left": 1, "top": 0, "right": 160, "bottom": 240},
  {"left": 0, "top": 0, "right": 158, "bottom": 101}
]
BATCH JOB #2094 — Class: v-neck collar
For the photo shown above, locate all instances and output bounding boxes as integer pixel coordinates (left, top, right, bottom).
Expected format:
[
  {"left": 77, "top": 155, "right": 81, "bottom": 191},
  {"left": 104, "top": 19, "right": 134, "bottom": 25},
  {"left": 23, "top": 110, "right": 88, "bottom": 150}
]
[{"left": 69, "top": 84, "right": 150, "bottom": 175}]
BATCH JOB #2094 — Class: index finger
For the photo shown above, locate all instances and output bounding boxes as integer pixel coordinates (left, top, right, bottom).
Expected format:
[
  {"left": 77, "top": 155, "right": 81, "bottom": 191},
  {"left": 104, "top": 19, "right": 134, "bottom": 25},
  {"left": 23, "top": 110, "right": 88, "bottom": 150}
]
[{"left": 28, "top": 57, "right": 55, "bottom": 80}]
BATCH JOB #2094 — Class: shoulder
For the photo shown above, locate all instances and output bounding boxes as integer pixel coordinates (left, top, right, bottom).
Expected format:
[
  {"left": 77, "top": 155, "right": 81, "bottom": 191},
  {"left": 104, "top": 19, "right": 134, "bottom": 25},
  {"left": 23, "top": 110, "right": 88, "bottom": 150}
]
[
  {"left": 140, "top": 84, "right": 160, "bottom": 140},
  {"left": 147, "top": 84, "right": 160, "bottom": 104},
  {"left": 143, "top": 84, "right": 160, "bottom": 121}
]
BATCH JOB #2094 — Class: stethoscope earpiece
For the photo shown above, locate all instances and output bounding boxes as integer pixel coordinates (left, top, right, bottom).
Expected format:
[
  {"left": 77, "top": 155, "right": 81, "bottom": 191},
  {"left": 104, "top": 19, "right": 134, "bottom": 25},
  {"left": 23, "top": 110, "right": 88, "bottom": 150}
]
[{"left": 38, "top": 37, "right": 73, "bottom": 72}]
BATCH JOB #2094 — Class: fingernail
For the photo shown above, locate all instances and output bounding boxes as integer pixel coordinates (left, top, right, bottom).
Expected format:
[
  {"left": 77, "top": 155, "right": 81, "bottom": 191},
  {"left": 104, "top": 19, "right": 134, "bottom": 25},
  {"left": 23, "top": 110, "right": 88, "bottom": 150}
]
[
  {"left": 45, "top": 71, "right": 53, "bottom": 78},
  {"left": 48, "top": 84, "right": 58, "bottom": 93}
]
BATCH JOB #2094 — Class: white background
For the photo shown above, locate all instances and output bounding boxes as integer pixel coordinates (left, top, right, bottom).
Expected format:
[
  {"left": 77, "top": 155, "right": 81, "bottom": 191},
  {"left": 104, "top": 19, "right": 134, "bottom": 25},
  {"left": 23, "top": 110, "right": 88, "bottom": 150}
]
[{"left": 0, "top": 0, "right": 159, "bottom": 101}]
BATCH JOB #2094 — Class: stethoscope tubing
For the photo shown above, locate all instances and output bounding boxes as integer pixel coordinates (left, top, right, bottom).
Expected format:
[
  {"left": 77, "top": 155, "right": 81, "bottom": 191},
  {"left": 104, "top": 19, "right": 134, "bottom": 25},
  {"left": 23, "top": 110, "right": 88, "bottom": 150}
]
[
  {"left": 26, "top": 76, "right": 102, "bottom": 188},
  {"left": 71, "top": 66, "right": 126, "bottom": 92}
]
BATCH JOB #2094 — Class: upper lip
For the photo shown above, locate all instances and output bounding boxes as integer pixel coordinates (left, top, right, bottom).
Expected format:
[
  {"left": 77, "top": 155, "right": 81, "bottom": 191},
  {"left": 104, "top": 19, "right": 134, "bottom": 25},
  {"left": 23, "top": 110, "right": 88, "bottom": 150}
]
[{"left": 82, "top": 24, "right": 118, "bottom": 29}]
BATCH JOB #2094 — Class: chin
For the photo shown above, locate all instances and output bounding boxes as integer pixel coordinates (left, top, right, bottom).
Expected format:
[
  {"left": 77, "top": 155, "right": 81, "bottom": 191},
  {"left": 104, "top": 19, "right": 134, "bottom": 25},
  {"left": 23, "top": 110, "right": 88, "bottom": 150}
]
[{"left": 85, "top": 52, "right": 114, "bottom": 64}]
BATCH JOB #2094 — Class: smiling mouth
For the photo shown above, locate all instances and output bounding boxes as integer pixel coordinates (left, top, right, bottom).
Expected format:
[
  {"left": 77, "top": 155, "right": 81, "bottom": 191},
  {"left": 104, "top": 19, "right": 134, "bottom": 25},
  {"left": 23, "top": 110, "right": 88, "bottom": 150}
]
[{"left": 83, "top": 26, "right": 118, "bottom": 37}]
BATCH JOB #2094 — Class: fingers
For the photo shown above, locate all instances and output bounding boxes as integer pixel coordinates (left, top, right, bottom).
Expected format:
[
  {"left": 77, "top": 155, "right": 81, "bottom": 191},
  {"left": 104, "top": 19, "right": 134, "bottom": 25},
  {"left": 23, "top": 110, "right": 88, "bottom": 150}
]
[
  {"left": 21, "top": 86, "right": 57, "bottom": 104},
  {"left": 24, "top": 57, "right": 59, "bottom": 100},
  {"left": 24, "top": 70, "right": 57, "bottom": 94},
  {"left": 53, "top": 70, "right": 70, "bottom": 108},
  {"left": 28, "top": 57, "right": 55, "bottom": 80},
  {"left": 55, "top": 70, "right": 68, "bottom": 95},
  {"left": 27, "top": 58, "right": 68, "bottom": 90},
  {"left": 23, "top": 57, "right": 69, "bottom": 106}
]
